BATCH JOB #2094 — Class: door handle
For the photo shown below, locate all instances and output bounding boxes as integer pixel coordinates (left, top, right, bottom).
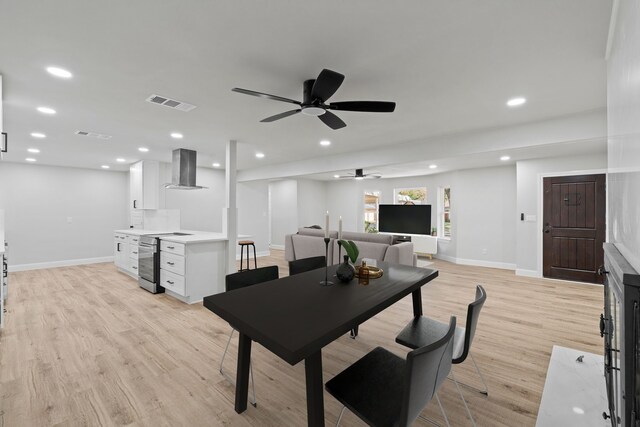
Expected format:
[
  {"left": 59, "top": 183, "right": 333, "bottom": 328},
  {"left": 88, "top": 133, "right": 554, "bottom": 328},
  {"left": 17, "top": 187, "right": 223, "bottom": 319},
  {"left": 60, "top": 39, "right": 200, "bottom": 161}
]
[
  {"left": 133, "top": 200, "right": 138, "bottom": 209},
  {"left": 117, "top": 243, "right": 121, "bottom": 252},
  {"left": 543, "top": 224, "right": 552, "bottom": 234},
  {"left": 1, "top": 132, "right": 7, "bottom": 153},
  {"left": 167, "top": 280, "right": 174, "bottom": 285},
  {"left": 167, "top": 261, "right": 175, "bottom": 266}
]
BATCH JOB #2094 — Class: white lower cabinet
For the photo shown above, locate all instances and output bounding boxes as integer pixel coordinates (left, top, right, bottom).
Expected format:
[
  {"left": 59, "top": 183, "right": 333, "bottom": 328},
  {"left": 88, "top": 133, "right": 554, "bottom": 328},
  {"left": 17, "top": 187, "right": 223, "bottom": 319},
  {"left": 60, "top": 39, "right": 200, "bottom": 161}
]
[
  {"left": 159, "top": 239, "right": 226, "bottom": 304},
  {"left": 114, "top": 232, "right": 139, "bottom": 277}
]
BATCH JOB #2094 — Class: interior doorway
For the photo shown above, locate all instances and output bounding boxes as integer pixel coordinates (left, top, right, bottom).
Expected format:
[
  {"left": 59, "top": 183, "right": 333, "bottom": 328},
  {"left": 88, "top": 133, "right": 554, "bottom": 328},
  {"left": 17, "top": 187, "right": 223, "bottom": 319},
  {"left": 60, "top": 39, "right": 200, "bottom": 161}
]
[{"left": 542, "top": 174, "right": 606, "bottom": 284}]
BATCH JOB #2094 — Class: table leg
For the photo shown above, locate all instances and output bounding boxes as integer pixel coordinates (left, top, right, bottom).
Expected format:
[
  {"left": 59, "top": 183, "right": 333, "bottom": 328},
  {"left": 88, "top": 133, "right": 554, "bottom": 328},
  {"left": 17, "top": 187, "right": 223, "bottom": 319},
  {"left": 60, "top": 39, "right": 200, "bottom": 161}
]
[
  {"left": 304, "top": 350, "right": 325, "bottom": 427},
  {"left": 234, "top": 333, "right": 252, "bottom": 413},
  {"left": 412, "top": 287, "right": 423, "bottom": 317}
]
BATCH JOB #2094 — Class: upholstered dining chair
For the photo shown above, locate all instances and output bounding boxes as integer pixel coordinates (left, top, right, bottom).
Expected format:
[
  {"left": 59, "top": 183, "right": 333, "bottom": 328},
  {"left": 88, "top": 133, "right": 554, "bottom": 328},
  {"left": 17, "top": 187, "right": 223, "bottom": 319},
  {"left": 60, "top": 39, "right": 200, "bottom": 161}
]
[
  {"left": 219, "top": 265, "right": 279, "bottom": 407},
  {"left": 288, "top": 255, "right": 326, "bottom": 276},
  {"left": 326, "top": 316, "right": 457, "bottom": 427}
]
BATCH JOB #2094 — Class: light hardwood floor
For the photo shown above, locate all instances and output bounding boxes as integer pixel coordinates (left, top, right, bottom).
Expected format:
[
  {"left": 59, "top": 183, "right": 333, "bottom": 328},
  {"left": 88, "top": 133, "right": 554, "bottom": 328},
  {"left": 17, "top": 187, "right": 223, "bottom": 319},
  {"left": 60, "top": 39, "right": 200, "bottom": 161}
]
[{"left": 0, "top": 250, "right": 602, "bottom": 426}]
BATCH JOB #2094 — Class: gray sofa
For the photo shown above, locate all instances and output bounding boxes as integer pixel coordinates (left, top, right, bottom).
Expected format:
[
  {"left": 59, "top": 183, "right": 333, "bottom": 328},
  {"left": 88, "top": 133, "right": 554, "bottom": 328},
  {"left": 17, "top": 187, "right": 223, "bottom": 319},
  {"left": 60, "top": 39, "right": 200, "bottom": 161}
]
[{"left": 284, "top": 228, "right": 417, "bottom": 267}]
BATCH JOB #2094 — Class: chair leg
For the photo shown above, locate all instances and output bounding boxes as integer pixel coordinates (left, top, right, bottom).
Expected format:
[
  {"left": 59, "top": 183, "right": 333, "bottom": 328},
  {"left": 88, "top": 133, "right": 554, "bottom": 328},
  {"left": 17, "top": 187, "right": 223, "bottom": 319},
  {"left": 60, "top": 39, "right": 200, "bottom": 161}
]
[
  {"left": 219, "top": 328, "right": 257, "bottom": 407},
  {"left": 435, "top": 393, "right": 451, "bottom": 427},
  {"left": 335, "top": 406, "right": 347, "bottom": 426},
  {"left": 451, "top": 369, "right": 476, "bottom": 427},
  {"left": 451, "top": 353, "right": 489, "bottom": 396},
  {"left": 240, "top": 245, "right": 244, "bottom": 271},
  {"left": 252, "top": 244, "right": 257, "bottom": 269},
  {"left": 350, "top": 325, "right": 359, "bottom": 339}
]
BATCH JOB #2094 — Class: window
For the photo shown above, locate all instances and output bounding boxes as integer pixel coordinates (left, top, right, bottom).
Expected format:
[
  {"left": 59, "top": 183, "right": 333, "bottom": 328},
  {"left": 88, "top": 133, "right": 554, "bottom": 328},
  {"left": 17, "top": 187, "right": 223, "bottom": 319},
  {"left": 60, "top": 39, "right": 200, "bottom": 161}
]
[
  {"left": 394, "top": 187, "right": 427, "bottom": 205},
  {"left": 364, "top": 191, "right": 380, "bottom": 233},
  {"left": 439, "top": 187, "right": 451, "bottom": 238}
]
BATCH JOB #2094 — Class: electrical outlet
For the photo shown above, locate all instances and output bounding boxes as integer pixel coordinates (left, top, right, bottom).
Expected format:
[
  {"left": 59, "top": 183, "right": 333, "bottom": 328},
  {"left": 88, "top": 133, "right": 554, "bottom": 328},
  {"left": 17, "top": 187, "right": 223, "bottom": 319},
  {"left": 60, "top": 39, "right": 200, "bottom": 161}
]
[{"left": 482, "top": 248, "right": 488, "bottom": 255}]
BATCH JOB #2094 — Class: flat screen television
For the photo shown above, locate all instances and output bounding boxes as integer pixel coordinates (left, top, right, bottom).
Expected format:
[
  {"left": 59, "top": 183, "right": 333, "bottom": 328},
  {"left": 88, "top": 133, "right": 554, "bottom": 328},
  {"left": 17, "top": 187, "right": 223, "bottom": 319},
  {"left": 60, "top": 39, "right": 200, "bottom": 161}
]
[{"left": 378, "top": 204, "right": 431, "bottom": 235}]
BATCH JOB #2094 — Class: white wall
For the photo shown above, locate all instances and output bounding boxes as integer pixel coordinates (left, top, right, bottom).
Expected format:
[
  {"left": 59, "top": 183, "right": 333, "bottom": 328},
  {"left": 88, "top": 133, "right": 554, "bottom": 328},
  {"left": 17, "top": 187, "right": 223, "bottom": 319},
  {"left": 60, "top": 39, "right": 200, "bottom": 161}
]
[
  {"left": 269, "top": 180, "right": 298, "bottom": 247},
  {"left": 0, "top": 162, "right": 129, "bottom": 269},
  {"left": 237, "top": 180, "right": 269, "bottom": 255},
  {"left": 161, "top": 164, "right": 226, "bottom": 232},
  {"left": 607, "top": 0, "right": 640, "bottom": 271},
  {"left": 297, "top": 179, "right": 327, "bottom": 228},
  {"left": 515, "top": 152, "right": 607, "bottom": 274}
]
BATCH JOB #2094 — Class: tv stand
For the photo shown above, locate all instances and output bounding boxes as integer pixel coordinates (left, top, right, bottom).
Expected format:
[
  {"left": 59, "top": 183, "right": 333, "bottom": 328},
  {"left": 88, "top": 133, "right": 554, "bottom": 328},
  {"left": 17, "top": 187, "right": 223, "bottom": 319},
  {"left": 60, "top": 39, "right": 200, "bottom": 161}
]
[{"left": 392, "top": 235, "right": 412, "bottom": 244}]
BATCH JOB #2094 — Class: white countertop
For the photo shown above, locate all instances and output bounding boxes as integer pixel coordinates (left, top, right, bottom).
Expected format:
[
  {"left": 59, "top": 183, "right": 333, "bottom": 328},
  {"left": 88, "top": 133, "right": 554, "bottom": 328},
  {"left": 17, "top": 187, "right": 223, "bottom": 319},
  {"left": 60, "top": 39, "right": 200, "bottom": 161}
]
[{"left": 114, "top": 229, "right": 249, "bottom": 244}]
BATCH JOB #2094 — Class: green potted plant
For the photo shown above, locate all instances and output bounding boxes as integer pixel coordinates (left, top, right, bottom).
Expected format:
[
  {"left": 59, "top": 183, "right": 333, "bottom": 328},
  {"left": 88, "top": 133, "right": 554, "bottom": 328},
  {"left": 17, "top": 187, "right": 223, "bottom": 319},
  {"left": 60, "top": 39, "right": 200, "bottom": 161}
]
[{"left": 336, "top": 240, "right": 358, "bottom": 282}]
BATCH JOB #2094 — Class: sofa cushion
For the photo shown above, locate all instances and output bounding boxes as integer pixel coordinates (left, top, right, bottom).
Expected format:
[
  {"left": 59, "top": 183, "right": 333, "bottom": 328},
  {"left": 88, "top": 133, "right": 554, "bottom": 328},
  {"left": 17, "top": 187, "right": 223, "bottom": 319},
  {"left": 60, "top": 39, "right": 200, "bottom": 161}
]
[
  {"left": 341, "top": 231, "right": 393, "bottom": 245},
  {"left": 291, "top": 234, "right": 333, "bottom": 261},
  {"left": 298, "top": 228, "right": 338, "bottom": 238}
]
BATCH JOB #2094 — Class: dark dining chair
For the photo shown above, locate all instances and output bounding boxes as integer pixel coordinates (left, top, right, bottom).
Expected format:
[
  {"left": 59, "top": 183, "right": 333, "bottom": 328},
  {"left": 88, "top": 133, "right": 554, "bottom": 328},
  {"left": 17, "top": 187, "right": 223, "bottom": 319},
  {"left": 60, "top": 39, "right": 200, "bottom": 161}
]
[
  {"left": 396, "top": 285, "right": 487, "bottom": 425},
  {"left": 326, "top": 316, "right": 457, "bottom": 427},
  {"left": 288, "top": 255, "right": 326, "bottom": 276},
  {"left": 219, "top": 265, "right": 279, "bottom": 407}
]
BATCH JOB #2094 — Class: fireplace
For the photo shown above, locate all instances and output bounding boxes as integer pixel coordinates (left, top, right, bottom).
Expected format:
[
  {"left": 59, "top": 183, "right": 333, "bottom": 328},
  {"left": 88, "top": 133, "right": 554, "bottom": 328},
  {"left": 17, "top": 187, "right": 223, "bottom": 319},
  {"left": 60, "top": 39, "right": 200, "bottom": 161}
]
[{"left": 602, "top": 243, "right": 640, "bottom": 426}]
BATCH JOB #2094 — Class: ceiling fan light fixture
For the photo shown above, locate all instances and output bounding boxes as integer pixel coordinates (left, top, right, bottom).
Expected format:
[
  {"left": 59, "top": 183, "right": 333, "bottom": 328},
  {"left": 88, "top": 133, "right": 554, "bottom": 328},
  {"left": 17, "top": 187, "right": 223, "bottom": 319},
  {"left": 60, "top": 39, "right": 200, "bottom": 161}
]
[{"left": 301, "top": 106, "right": 326, "bottom": 116}]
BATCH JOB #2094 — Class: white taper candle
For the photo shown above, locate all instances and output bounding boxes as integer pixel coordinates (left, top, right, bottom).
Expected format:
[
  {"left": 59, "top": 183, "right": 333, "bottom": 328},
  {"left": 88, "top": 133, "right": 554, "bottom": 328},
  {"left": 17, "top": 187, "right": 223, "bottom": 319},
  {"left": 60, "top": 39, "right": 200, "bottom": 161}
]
[{"left": 325, "top": 211, "right": 330, "bottom": 238}]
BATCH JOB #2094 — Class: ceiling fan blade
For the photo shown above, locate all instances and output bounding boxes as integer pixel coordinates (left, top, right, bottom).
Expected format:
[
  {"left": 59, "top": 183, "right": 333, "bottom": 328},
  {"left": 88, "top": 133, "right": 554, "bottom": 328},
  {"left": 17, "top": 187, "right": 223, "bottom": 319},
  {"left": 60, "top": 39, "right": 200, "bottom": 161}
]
[
  {"left": 318, "top": 111, "right": 347, "bottom": 130},
  {"left": 311, "top": 69, "right": 345, "bottom": 102},
  {"left": 328, "top": 101, "right": 396, "bottom": 112},
  {"left": 260, "top": 109, "right": 301, "bottom": 123},
  {"left": 232, "top": 88, "right": 301, "bottom": 105}
]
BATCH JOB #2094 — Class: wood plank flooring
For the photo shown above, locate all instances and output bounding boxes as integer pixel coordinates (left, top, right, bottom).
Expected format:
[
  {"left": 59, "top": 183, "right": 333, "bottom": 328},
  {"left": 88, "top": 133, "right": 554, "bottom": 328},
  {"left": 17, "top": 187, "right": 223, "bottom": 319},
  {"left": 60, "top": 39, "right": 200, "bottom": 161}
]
[{"left": 0, "top": 251, "right": 603, "bottom": 426}]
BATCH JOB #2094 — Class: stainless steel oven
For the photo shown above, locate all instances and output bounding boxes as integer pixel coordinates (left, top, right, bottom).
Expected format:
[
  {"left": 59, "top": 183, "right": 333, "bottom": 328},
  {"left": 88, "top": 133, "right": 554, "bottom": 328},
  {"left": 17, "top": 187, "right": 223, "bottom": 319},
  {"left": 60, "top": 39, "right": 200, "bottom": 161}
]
[{"left": 138, "top": 235, "right": 164, "bottom": 294}]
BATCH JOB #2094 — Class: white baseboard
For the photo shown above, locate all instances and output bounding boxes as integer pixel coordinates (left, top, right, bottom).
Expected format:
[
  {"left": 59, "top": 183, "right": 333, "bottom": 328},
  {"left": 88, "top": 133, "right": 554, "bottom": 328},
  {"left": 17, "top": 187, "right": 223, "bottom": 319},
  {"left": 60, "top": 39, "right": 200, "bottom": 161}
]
[
  {"left": 516, "top": 268, "right": 541, "bottom": 278},
  {"left": 235, "top": 250, "right": 270, "bottom": 261},
  {"left": 434, "top": 254, "right": 516, "bottom": 271},
  {"left": 269, "top": 244, "right": 285, "bottom": 250},
  {"left": 10, "top": 256, "right": 115, "bottom": 272}
]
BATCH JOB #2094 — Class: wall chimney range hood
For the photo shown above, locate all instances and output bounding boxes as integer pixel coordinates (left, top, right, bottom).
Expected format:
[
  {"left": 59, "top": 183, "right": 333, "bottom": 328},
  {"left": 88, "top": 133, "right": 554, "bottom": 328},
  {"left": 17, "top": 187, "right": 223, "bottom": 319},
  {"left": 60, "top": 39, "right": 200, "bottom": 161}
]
[{"left": 164, "top": 148, "right": 207, "bottom": 190}]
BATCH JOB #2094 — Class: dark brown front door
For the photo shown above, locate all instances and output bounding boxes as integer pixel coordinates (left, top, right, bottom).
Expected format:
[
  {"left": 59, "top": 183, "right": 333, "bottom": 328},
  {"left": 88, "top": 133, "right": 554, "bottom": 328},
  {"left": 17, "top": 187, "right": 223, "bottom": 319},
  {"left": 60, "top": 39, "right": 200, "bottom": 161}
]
[{"left": 543, "top": 174, "right": 606, "bottom": 284}]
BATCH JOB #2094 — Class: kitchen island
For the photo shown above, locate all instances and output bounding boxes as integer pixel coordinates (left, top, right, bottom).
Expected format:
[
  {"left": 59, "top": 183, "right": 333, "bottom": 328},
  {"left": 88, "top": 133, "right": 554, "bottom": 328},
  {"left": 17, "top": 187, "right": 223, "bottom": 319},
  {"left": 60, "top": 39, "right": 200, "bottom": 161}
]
[{"left": 114, "top": 229, "right": 233, "bottom": 303}]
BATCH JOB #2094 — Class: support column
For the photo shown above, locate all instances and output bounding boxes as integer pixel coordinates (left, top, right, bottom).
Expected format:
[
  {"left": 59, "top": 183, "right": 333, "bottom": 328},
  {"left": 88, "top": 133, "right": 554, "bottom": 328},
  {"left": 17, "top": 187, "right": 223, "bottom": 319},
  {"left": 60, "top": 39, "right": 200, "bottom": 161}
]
[{"left": 224, "top": 140, "right": 238, "bottom": 274}]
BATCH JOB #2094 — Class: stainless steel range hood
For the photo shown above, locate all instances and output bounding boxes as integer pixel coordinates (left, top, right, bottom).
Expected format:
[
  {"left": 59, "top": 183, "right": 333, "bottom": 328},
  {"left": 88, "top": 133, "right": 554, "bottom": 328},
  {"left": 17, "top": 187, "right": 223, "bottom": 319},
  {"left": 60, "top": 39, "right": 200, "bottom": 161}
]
[{"left": 164, "top": 148, "right": 207, "bottom": 190}]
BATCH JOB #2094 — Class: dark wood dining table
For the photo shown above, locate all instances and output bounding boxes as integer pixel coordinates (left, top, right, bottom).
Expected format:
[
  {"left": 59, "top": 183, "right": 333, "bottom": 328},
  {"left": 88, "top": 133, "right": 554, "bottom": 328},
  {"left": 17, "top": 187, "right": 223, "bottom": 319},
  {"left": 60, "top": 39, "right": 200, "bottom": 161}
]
[{"left": 203, "top": 261, "right": 438, "bottom": 427}]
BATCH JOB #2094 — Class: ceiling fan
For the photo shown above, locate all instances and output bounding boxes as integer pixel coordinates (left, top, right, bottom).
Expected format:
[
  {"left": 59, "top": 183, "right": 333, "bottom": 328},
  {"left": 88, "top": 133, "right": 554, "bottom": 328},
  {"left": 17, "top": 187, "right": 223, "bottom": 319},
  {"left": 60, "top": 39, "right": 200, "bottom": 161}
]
[
  {"left": 336, "top": 169, "right": 381, "bottom": 180},
  {"left": 232, "top": 69, "right": 396, "bottom": 130}
]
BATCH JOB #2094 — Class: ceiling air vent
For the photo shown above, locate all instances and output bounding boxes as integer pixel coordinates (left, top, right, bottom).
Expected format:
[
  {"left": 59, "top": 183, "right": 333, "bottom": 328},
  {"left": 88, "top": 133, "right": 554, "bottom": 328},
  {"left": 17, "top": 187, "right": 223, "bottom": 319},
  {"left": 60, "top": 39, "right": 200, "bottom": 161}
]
[
  {"left": 145, "top": 94, "right": 197, "bottom": 112},
  {"left": 75, "top": 130, "right": 112, "bottom": 140}
]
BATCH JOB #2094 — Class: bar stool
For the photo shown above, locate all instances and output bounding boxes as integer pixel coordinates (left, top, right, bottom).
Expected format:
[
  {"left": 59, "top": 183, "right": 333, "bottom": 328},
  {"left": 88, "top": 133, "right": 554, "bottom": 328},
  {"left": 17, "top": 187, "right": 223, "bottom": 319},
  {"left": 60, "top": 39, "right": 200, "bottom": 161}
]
[{"left": 238, "top": 240, "right": 257, "bottom": 271}]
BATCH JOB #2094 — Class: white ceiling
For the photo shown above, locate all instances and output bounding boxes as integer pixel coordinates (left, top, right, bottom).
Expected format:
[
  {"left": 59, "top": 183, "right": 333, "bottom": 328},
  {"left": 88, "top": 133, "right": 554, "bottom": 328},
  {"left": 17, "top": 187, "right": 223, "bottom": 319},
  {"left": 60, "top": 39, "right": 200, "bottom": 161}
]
[{"left": 0, "top": 0, "right": 612, "bottom": 173}]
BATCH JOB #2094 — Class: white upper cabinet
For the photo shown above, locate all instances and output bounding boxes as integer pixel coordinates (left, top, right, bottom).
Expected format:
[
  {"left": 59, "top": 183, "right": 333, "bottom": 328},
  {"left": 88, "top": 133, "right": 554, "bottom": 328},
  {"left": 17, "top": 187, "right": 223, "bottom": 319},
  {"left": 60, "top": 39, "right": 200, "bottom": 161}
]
[{"left": 129, "top": 160, "right": 159, "bottom": 210}]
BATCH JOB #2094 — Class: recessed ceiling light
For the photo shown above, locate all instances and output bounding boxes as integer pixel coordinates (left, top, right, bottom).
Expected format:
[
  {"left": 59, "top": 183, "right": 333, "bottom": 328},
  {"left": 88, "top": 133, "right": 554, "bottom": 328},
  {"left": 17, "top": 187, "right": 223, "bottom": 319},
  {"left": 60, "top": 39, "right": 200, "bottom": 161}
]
[
  {"left": 25, "top": 158, "right": 37, "bottom": 162},
  {"left": 170, "top": 132, "right": 183, "bottom": 139},
  {"left": 354, "top": 176, "right": 364, "bottom": 181},
  {"left": 333, "top": 174, "right": 340, "bottom": 179},
  {"left": 212, "top": 162, "right": 221, "bottom": 168},
  {"left": 506, "top": 97, "right": 526, "bottom": 107},
  {"left": 31, "top": 132, "right": 46, "bottom": 138},
  {"left": 27, "top": 148, "right": 40, "bottom": 153},
  {"left": 101, "top": 165, "right": 110, "bottom": 169},
  {"left": 320, "top": 140, "right": 331, "bottom": 146},
  {"left": 46, "top": 66, "right": 73, "bottom": 79},
  {"left": 255, "top": 152, "right": 265, "bottom": 158},
  {"left": 429, "top": 164, "right": 438, "bottom": 169},
  {"left": 138, "top": 147, "right": 149, "bottom": 152},
  {"left": 500, "top": 155, "right": 511, "bottom": 161},
  {"left": 37, "top": 106, "right": 56, "bottom": 115},
  {"left": 116, "top": 158, "right": 126, "bottom": 162},
  {"left": 572, "top": 407, "right": 585, "bottom": 415}
]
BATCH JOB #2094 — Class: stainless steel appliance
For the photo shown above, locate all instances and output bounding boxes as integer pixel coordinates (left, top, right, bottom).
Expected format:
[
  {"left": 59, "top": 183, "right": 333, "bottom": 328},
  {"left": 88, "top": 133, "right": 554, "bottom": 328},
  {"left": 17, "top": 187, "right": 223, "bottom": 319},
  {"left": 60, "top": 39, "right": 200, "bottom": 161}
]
[
  {"left": 138, "top": 235, "right": 164, "bottom": 294},
  {"left": 602, "top": 243, "right": 640, "bottom": 426},
  {"left": 138, "top": 233, "right": 192, "bottom": 293}
]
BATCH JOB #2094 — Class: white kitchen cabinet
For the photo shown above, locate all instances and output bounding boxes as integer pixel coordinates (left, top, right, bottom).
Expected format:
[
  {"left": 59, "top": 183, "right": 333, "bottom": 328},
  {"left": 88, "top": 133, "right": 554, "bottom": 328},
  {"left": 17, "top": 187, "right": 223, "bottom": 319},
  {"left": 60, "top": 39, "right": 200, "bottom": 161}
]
[
  {"left": 114, "top": 232, "right": 138, "bottom": 277},
  {"left": 129, "top": 160, "right": 160, "bottom": 211},
  {"left": 159, "top": 239, "right": 226, "bottom": 304}
]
